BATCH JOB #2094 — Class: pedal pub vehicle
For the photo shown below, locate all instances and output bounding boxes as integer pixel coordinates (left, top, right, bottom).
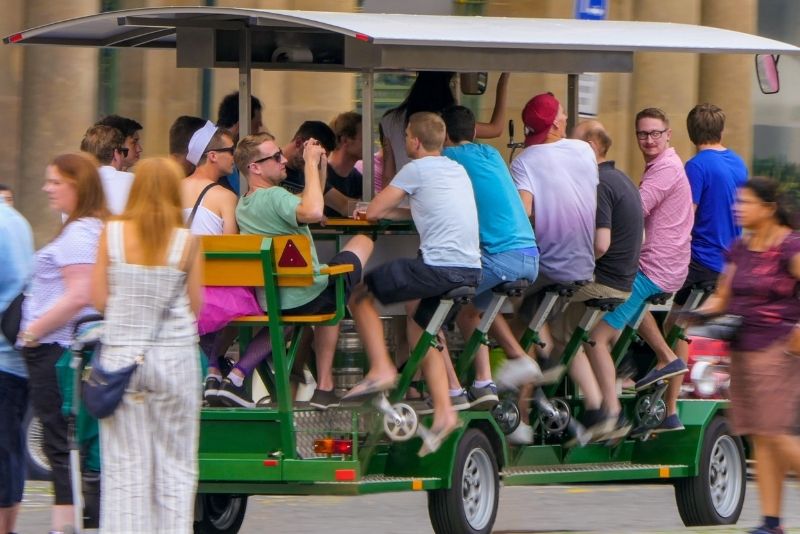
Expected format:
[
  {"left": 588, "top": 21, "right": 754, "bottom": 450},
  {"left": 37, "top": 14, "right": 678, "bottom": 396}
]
[{"left": 5, "top": 8, "right": 799, "bottom": 534}]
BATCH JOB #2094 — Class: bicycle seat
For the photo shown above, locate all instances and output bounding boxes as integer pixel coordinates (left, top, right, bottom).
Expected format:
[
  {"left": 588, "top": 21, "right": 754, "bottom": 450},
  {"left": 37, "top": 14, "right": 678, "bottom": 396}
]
[
  {"left": 492, "top": 280, "right": 530, "bottom": 297},
  {"left": 543, "top": 282, "right": 581, "bottom": 297},
  {"left": 691, "top": 280, "right": 716, "bottom": 293},
  {"left": 646, "top": 292, "right": 673, "bottom": 305},
  {"left": 442, "top": 286, "right": 476, "bottom": 304},
  {"left": 584, "top": 297, "right": 626, "bottom": 312}
]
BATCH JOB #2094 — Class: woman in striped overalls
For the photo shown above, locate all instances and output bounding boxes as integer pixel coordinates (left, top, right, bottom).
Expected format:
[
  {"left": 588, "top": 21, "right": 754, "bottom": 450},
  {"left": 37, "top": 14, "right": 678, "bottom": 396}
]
[{"left": 92, "top": 157, "right": 203, "bottom": 533}]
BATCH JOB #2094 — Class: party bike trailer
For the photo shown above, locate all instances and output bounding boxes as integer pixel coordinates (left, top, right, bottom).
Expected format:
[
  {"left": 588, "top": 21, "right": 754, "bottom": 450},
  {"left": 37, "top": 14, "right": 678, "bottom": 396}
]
[{"left": 6, "top": 8, "right": 800, "bottom": 534}]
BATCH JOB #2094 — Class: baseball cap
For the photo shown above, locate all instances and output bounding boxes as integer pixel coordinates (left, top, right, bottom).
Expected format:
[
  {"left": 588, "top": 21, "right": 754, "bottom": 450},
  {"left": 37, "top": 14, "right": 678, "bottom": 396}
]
[{"left": 522, "top": 93, "right": 560, "bottom": 146}]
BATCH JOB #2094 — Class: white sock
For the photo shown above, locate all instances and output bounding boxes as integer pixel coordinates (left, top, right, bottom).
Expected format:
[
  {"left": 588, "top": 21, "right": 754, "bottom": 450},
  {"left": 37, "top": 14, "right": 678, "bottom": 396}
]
[
  {"left": 449, "top": 388, "right": 463, "bottom": 397},
  {"left": 207, "top": 370, "right": 223, "bottom": 380},
  {"left": 473, "top": 379, "right": 493, "bottom": 388},
  {"left": 228, "top": 372, "right": 244, "bottom": 387}
]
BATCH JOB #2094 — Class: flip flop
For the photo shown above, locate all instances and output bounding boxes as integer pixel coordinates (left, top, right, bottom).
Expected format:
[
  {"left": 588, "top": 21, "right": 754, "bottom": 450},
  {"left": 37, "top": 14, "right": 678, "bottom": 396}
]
[
  {"left": 340, "top": 376, "right": 397, "bottom": 403},
  {"left": 417, "top": 418, "right": 464, "bottom": 457}
]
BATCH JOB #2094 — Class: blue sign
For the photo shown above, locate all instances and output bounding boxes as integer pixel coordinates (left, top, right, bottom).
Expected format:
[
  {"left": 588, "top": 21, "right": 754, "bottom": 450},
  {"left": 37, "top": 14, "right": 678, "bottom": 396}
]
[{"left": 574, "top": 0, "right": 608, "bottom": 20}]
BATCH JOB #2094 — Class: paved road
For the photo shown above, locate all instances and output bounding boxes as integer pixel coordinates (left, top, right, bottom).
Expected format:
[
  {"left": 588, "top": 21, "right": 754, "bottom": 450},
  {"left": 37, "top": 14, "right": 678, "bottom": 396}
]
[{"left": 16, "top": 480, "right": 800, "bottom": 533}]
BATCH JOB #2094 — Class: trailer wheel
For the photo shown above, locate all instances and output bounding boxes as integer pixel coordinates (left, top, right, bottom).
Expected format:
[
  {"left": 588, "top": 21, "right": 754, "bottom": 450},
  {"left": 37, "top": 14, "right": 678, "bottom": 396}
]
[
  {"left": 427, "top": 429, "right": 499, "bottom": 534},
  {"left": 24, "top": 406, "right": 52, "bottom": 480},
  {"left": 194, "top": 494, "right": 248, "bottom": 534},
  {"left": 674, "top": 416, "right": 745, "bottom": 526}
]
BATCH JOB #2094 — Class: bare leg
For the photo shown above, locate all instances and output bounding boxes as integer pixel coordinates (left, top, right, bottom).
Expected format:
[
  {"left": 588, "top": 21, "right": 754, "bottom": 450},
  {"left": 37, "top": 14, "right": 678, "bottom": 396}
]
[
  {"left": 313, "top": 325, "right": 339, "bottom": 391},
  {"left": 518, "top": 383, "right": 533, "bottom": 424},
  {"left": 568, "top": 349, "right": 603, "bottom": 410},
  {"left": 584, "top": 321, "right": 622, "bottom": 416},
  {"left": 0, "top": 504, "right": 20, "bottom": 534},
  {"left": 407, "top": 318, "right": 457, "bottom": 431},
  {"left": 53, "top": 505, "right": 75, "bottom": 532},
  {"left": 775, "top": 434, "right": 800, "bottom": 475},
  {"left": 348, "top": 288, "right": 397, "bottom": 385},
  {"left": 638, "top": 312, "right": 684, "bottom": 416},
  {"left": 752, "top": 435, "right": 786, "bottom": 518}
]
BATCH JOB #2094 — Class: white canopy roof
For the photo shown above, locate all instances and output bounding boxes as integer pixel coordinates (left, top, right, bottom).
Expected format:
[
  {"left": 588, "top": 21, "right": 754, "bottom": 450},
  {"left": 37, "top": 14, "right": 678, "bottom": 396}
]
[{"left": 4, "top": 7, "right": 799, "bottom": 73}]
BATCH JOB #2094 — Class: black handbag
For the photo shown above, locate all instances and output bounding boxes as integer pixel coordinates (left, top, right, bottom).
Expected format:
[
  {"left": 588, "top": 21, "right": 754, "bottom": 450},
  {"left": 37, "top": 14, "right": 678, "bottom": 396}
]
[
  {"left": 686, "top": 314, "right": 744, "bottom": 342},
  {"left": 1, "top": 292, "right": 24, "bottom": 345},
  {"left": 82, "top": 279, "right": 184, "bottom": 419}
]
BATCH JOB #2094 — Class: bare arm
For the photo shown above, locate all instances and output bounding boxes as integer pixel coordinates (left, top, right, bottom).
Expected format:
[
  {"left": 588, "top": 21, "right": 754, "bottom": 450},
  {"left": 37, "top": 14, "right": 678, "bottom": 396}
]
[
  {"left": 220, "top": 189, "right": 240, "bottom": 234},
  {"left": 594, "top": 227, "right": 611, "bottom": 259},
  {"left": 323, "top": 188, "right": 354, "bottom": 217},
  {"left": 91, "top": 229, "right": 109, "bottom": 313},
  {"left": 295, "top": 140, "right": 327, "bottom": 224},
  {"left": 518, "top": 190, "right": 534, "bottom": 218},
  {"left": 185, "top": 236, "right": 203, "bottom": 316},
  {"left": 475, "top": 72, "right": 509, "bottom": 139},
  {"left": 27, "top": 264, "right": 95, "bottom": 341},
  {"left": 366, "top": 185, "right": 410, "bottom": 221}
]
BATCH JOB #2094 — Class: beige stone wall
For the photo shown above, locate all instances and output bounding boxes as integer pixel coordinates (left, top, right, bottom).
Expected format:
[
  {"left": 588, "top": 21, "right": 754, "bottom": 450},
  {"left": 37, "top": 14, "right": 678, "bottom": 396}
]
[{"left": 0, "top": 0, "right": 24, "bottom": 198}]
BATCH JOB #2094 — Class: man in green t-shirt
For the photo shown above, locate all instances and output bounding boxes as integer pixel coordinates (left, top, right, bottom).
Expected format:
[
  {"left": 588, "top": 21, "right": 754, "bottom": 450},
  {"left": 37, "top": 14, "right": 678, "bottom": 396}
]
[{"left": 234, "top": 132, "right": 397, "bottom": 409}]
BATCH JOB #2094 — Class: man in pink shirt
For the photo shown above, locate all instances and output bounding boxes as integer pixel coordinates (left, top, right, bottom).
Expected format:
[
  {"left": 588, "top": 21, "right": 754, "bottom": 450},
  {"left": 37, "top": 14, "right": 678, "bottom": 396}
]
[{"left": 592, "top": 107, "right": 693, "bottom": 434}]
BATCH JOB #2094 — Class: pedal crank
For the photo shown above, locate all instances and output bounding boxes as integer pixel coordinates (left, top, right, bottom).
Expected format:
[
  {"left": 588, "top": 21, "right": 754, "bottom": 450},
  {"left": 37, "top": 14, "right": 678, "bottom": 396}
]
[
  {"left": 491, "top": 397, "right": 521, "bottom": 435},
  {"left": 382, "top": 402, "right": 419, "bottom": 442}
]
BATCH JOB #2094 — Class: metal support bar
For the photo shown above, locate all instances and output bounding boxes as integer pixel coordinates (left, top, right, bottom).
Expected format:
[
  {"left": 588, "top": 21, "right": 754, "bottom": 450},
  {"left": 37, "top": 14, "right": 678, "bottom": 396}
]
[
  {"left": 567, "top": 73, "right": 579, "bottom": 133},
  {"left": 528, "top": 292, "right": 560, "bottom": 333},
  {"left": 425, "top": 299, "right": 455, "bottom": 336},
  {"left": 361, "top": 72, "right": 374, "bottom": 200},
  {"left": 455, "top": 293, "right": 506, "bottom": 381},
  {"left": 238, "top": 26, "right": 252, "bottom": 196}
]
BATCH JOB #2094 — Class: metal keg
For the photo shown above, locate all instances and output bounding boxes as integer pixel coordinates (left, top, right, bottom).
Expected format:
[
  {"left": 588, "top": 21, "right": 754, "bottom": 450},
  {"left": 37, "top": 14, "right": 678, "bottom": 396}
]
[{"left": 332, "top": 317, "right": 396, "bottom": 397}]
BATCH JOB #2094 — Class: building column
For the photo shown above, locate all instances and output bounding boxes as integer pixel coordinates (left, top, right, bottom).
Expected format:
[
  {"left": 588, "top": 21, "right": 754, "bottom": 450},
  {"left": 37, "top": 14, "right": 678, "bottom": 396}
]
[
  {"left": 627, "top": 0, "right": 701, "bottom": 180},
  {"left": 699, "top": 0, "right": 757, "bottom": 168},
  {"left": 19, "top": 0, "right": 99, "bottom": 244},
  {"left": 0, "top": 0, "right": 24, "bottom": 199}
]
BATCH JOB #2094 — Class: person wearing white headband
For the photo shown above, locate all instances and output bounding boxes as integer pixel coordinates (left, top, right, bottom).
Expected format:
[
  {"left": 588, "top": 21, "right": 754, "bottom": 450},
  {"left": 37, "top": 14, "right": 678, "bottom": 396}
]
[{"left": 180, "top": 123, "right": 238, "bottom": 236}]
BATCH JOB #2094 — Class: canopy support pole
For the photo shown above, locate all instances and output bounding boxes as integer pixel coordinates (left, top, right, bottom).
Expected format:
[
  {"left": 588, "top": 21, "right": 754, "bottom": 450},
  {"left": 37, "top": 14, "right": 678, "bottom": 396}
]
[
  {"left": 567, "top": 73, "right": 579, "bottom": 134},
  {"left": 361, "top": 71, "right": 374, "bottom": 200},
  {"left": 237, "top": 25, "right": 252, "bottom": 195}
]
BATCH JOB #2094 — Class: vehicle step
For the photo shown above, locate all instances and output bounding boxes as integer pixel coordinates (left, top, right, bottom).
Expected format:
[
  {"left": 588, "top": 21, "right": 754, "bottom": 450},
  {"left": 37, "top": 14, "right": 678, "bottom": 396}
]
[{"left": 502, "top": 461, "right": 690, "bottom": 485}]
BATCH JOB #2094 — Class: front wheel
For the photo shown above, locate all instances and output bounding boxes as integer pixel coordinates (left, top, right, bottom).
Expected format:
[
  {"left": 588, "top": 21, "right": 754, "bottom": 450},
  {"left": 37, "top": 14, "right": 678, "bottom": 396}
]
[
  {"left": 194, "top": 494, "right": 248, "bottom": 534},
  {"left": 23, "top": 406, "right": 52, "bottom": 480},
  {"left": 674, "top": 416, "right": 746, "bottom": 525},
  {"left": 428, "top": 429, "right": 499, "bottom": 534}
]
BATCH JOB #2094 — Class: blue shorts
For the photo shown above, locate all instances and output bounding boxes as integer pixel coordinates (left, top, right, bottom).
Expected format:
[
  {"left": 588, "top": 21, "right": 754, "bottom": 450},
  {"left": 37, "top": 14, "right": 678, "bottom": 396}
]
[
  {"left": 474, "top": 248, "right": 539, "bottom": 309},
  {"left": 602, "top": 271, "right": 664, "bottom": 330}
]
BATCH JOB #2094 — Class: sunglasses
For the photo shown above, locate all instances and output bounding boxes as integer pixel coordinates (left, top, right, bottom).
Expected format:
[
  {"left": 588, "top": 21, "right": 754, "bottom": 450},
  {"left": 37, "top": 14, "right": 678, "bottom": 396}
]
[
  {"left": 251, "top": 150, "right": 284, "bottom": 165},
  {"left": 117, "top": 147, "right": 129, "bottom": 157}
]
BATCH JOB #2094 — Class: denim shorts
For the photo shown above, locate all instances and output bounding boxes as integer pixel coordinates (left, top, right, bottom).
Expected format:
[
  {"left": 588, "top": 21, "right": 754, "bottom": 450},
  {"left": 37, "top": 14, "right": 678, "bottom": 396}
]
[
  {"left": 602, "top": 271, "right": 665, "bottom": 330},
  {"left": 474, "top": 249, "right": 539, "bottom": 309}
]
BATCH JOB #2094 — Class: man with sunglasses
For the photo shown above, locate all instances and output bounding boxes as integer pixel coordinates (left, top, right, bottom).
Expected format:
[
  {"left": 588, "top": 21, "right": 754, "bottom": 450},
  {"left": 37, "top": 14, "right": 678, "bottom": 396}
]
[
  {"left": 79, "top": 124, "right": 134, "bottom": 215},
  {"left": 597, "top": 107, "right": 693, "bottom": 435},
  {"left": 234, "top": 133, "right": 396, "bottom": 410}
]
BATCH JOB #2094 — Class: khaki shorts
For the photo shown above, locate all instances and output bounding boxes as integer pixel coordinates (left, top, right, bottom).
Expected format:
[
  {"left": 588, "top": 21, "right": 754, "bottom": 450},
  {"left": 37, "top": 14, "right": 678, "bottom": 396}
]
[{"left": 549, "top": 282, "right": 630, "bottom": 349}]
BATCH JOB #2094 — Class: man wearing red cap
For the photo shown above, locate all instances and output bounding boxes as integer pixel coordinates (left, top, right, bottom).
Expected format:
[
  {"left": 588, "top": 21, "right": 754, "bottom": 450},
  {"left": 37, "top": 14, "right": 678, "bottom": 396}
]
[{"left": 510, "top": 93, "right": 598, "bottom": 293}]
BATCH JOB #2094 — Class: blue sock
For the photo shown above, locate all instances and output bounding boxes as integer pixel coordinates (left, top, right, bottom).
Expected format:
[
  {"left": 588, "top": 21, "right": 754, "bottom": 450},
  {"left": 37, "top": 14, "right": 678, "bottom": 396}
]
[{"left": 764, "top": 516, "right": 780, "bottom": 529}]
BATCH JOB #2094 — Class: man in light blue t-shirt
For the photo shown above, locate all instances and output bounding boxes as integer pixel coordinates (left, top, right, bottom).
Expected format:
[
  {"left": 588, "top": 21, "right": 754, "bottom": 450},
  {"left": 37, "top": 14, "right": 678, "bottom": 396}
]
[
  {"left": 440, "top": 105, "right": 554, "bottom": 413},
  {"left": 0, "top": 192, "right": 34, "bottom": 533},
  {"left": 365, "top": 111, "right": 480, "bottom": 455}
]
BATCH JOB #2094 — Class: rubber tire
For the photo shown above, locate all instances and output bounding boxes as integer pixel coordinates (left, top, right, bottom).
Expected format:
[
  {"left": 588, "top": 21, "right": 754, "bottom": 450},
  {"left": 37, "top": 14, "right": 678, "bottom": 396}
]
[
  {"left": 427, "top": 429, "right": 500, "bottom": 534},
  {"left": 674, "top": 416, "right": 746, "bottom": 526},
  {"left": 194, "top": 494, "right": 248, "bottom": 534},
  {"left": 23, "top": 406, "right": 52, "bottom": 480}
]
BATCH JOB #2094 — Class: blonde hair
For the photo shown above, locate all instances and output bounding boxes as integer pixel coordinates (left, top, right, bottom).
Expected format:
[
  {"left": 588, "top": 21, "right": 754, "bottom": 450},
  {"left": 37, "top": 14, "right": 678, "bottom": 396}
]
[
  {"left": 121, "top": 157, "right": 186, "bottom": 265},
  {"left": 407, "top": 112, "right": 445, "bottom": 151},
  {"left": 235, "top": 131, "right": 276, "bottom": 176},
  {"left": 50, "top": 152, "right": 109, "bottom": 235}
]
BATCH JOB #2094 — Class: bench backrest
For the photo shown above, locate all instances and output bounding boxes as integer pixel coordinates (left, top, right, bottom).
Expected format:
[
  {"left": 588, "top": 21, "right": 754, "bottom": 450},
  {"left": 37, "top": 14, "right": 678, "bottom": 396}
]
[{"left": 201, "top": 234, "right": 314, "bottom": 288}]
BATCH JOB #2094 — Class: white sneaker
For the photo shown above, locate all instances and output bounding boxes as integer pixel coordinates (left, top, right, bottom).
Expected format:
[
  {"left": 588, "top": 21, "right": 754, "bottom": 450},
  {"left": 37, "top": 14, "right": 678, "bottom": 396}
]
[
  {"left": 506, "top": 421, "right": 534, "bottom": 445},
  {"left": 495, "top": 356, "right": 543, "bottom": 391}
]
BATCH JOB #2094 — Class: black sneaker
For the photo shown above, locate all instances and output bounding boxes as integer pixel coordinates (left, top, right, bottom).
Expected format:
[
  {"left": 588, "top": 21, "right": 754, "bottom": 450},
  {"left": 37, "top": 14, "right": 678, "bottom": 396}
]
[
  {"left": 467, "top": 383, "right": 499, "bottom": 410},
  {"left": 309, "top": 388, "right": 340, "bottom": 410},
  {"left": 748, "top": 525, "right": 784, "bottom": 534},
  {"left": 651, "top": 413, "right": 685, "bottom": 434},
  {"left": 217, "top": 378, "right": 255, "bottom": 408},
  {"left": 600, "top": 413, "right": 633, "bottom": 443},
  {"left": 580, "top": 408, "right": 614, "bottom": 441},
  {"left": 204, "top": 376, "right": 222, "bottom": 406}
]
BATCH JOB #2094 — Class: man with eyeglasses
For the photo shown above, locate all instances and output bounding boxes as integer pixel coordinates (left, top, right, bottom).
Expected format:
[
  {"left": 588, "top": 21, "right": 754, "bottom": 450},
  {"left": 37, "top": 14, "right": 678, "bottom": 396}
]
[
  {"left": 79, "top": 124, "right": 134, "bottom": 215},
  {"left": 598, "top": 107, "right": 693, "bottom": 435},
  {"left": 234, "top": 133, "right": 396, "bottom": 410}
]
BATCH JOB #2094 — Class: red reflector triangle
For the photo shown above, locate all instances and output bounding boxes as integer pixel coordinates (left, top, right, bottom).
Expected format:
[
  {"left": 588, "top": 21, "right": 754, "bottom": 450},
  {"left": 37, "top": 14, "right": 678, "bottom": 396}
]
[{"left": 278, "top": 239, "right": 308, "bottom": 267}]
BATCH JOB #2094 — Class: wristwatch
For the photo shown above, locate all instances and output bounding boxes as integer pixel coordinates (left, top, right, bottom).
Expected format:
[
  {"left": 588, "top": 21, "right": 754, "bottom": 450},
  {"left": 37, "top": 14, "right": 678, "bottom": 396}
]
[{"left": 19, "top": 330, "right": 39, "bottom": 347}]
